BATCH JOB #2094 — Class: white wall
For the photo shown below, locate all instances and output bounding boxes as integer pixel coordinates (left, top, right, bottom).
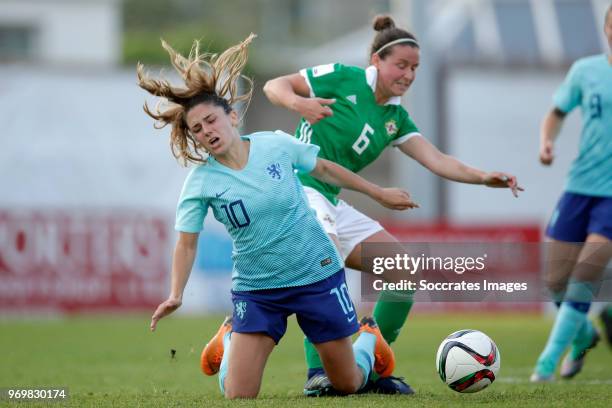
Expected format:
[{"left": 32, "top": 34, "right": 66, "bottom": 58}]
[
  {"left": 446, "top": 68, "right": 582, "bottom": 224},
  {"left": 0, "top": 0, "right": 121, "bottom": 66},
  {"left": 0, "top": 66, "right": 571, "bottom": 222},
  {"left": 0, "top": 65, "right": 189, "bottom": 211}
]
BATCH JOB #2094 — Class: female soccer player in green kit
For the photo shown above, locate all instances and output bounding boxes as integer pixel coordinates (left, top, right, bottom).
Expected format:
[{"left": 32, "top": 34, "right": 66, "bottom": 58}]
[{"left": 264, "top": 15, "right": 523, "bottom": 395}]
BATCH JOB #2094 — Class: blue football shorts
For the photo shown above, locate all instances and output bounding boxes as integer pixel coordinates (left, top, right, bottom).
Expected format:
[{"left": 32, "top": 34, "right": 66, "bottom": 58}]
[
  {"left": 546, "top": 192, "right": 612, "bottom": 241},
  {"left": 230, "top": 268, "right": 359, "bottom": 344}
]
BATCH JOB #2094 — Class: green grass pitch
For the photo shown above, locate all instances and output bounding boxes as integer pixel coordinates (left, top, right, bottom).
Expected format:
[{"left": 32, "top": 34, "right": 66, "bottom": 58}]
[{"left": 1, "top": 313, "right": 611, "bottom": 407}]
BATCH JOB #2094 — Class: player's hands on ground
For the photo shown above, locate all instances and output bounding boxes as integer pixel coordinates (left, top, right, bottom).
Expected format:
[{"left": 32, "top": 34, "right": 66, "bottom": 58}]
[
  {"left": 293, "top": 96, "right": 335, "bottom": 124},
  {"left": 482, "top": 172, "right": 524, "bottom": 197},
  {"left": 150, "top": 296, "right": 182, "bottom": 331},
  {"left": 539, "top": 140, "right": 554, "bottom": 165},
  {"left": 374, "top": 188, "right": 419, "bottom": 210}
]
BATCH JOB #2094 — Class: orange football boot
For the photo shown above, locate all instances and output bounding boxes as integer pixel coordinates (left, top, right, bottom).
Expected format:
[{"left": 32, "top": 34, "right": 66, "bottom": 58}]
[
  {"left": 200, "top": 316, "right": 232, "bottom": 376},
  {"left": 359, "top": 316, "right": 395, "bottom": 378}
]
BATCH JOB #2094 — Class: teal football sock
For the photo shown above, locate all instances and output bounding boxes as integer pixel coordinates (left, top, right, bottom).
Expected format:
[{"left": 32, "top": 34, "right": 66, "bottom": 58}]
[
  {"left": 353, "top": 332, "right": 376, "bottom": 389},
  {"left": 569, "top": 318, "right": 596, "bottom": 360},
  {"left": 218, "top": 332, "right": 231, "bottom": 395},
  {"left": 535, "top": 303, "right": 587, "bottom": 376},
  {"left": 552, "top": 290, "right": 593, "bottom": 355}
]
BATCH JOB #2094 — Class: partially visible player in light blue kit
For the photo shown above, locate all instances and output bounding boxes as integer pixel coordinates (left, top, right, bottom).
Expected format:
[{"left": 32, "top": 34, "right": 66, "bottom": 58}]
[
  {"left": 531, "top": 4, "right": 612, "bottom": 382},
  {"left": 141, "top": 35, "right": 417, "bottom": 399}
]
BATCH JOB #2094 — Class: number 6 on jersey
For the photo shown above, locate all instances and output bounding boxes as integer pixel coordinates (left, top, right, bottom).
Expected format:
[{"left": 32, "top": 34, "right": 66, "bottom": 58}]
[{"left": 352, "top": 123, "right": 374, "bottom": 155}]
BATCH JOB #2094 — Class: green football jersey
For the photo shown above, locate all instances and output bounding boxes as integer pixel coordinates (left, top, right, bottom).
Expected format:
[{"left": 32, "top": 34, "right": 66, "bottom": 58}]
[{"left": 295, "top": 63, "right": 420, "bottom": 205}]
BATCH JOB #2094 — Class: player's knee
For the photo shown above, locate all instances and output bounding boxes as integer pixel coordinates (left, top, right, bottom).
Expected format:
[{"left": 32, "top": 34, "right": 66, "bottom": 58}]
[
  {"left": 329, "top": 376, "right": 361, "bottom": 394},
  {"left": 223, "top": 386, "right": 259, "bottom": 400},
  {"left": 544, "top": 277, "right": 568, "bottom": 295},
  {"left": 222, "top": 378, "right": 260, "bottom": 399}
]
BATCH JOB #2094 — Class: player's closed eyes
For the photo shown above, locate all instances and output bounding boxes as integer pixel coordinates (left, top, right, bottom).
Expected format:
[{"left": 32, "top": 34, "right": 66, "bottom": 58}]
[{"left": 191, "top": 118, "right": 216, "bottom": 133}]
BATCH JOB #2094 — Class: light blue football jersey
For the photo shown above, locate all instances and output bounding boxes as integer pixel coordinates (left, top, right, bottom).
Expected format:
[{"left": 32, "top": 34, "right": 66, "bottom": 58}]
[
  {"left": 175, "top": 131, "right": 343, "bottom": 291},
  {"left": 554, "top": 54, "right": 612, "bottom": 197}
]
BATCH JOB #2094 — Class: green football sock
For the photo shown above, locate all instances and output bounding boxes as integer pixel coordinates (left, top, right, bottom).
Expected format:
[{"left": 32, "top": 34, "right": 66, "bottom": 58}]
[
  {"left": 304, "top": 337, "right": 322, "bottom": 370},
  {"left": 605, "top": 304, "right": 612, "bottom": 317},
  {"left": 373, "top": 290, "right": 414, "bottom": 344}
]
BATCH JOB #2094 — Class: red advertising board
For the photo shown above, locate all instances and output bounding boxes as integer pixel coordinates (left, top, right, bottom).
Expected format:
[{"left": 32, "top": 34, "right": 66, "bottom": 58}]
[
  {"left": 381, "top": 222, "right": 542, "bottom": 313},
  {"left": 0, "top": 210, "right": 171, "bottom": 313},
  {"left": 384, "top": 222, "right": 541, "bottom": 243}
]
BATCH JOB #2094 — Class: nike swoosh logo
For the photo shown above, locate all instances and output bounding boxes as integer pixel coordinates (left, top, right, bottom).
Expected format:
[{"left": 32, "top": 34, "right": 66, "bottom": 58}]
[
  {"left": 215, "top": 188, "right": 230, "bottom": 199},
  {"left": 347, "top": 314, "right": 356, "bottom": 322}
]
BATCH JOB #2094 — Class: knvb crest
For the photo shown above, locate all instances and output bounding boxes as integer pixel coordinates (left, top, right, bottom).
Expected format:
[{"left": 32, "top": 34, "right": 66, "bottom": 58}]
[
  {"left": 235, "top": 301, "right": 247, "bottom": 320},
  {"left": 266, "top": 163, "right": 282, "bottom": 180}
]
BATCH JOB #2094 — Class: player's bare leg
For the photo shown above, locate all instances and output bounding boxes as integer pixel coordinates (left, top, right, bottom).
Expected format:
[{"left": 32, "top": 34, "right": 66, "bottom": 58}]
[
  {"left": 533, "top": 234, "right": 611, "bottom": 381},
  {"left": 559, "top": 234, "right": 610, "bottom": 378},
  {"left": 222, "top": 332, "right": 275, "bottom": 399}
]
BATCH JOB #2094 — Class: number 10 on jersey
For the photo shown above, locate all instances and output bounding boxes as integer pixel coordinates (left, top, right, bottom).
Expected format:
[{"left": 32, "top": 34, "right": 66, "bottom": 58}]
[{"left": 221, "top": 200, "right": 251, "bottom": 229}]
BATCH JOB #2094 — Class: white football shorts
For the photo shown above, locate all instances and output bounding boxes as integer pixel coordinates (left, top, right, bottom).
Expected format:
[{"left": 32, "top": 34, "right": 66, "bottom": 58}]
[{"left": 303, "top": 186, "right": 384, "bottom": 260}]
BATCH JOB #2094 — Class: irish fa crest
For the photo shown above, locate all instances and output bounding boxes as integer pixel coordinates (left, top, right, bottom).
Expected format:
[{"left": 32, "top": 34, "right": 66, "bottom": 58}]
[{"left": 385, "top": 120, "right": 398, "bottom": 137}]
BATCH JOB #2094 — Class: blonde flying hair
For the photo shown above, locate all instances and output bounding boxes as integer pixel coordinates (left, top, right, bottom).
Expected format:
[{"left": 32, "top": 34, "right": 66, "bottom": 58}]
[{"left": 137, "top": 33, "right": 256, "bottom": 165}]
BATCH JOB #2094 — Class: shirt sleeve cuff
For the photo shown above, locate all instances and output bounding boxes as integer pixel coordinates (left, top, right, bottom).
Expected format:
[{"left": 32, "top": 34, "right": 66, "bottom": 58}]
[
  {"left": 299, "top": 68, "right": 315, "bottom": 98},
  {"left": 392, "top": 132, "right": 422, "bottom": 147},
  {"left": 174, "top": 225, "right": 203, "bottom": 233},
  {"left": 298, "top": 144, "right": 320, "bottom": 173}
]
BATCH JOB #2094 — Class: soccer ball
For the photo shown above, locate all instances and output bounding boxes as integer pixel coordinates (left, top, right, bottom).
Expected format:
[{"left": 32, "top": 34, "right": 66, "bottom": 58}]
[{"left": 435, "top": 329, "right": 500, "bottom": 393}]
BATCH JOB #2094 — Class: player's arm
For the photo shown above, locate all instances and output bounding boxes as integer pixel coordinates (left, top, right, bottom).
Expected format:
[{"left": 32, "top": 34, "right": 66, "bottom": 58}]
[
  {"left": 263, "top": 73, "right": 335, "bottom": 124},
  {"left": 541, "top": 58, "right": 581, "bottom": 165},
  {"left": 150, "top": 231, "right": 199, "bottom": 331},
  {"left": 309, "top": 158, "right": 418, "bottom": 210},
  {"left": 398, "top": 136, "right": 523, "bottom": 197},
  {"left": 539, "top": 108, "right": 566, "bottom": 166}
]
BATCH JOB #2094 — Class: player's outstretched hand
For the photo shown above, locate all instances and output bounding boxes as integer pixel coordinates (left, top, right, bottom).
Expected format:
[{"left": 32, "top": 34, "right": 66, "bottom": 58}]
[
  {"left": 150, "top": 297, "right": 182, "bottom": 331},
  {"left": 375, "top": 188, "right": 419, "bottom": 210},
  {"left": 483, "top": 172, "right": 524, "bottom": 197},
  {"left": 539, "top": 140, "right": 554, "bottom": 165},
  {"left": 294, "top": 97, "right": 335, "bottom": 125}
]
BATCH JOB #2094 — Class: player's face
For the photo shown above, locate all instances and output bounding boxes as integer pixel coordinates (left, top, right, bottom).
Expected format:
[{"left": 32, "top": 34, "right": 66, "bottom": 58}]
[
  {"left": 605, "top": 9, "right": 612, "bottom": 52},
  {"left": 186, "top": 103, "right": 239, "bottom": 156},
  {"left": 372, "top": 45, "right": 420, "bottom": 97}
]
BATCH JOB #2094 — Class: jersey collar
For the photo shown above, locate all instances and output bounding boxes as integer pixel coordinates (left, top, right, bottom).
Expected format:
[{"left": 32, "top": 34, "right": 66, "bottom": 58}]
[{"left": 365, "top": 65, "right": 402, "bottom": 106}]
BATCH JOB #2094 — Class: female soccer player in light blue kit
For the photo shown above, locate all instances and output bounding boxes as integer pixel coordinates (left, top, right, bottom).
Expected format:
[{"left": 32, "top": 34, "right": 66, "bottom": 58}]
[
  {"left": 140, "top": 35, "right": 418, "bottom": 399},
  {"left": 531, "top": 4, "right": 612, "bottom": 382}
]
